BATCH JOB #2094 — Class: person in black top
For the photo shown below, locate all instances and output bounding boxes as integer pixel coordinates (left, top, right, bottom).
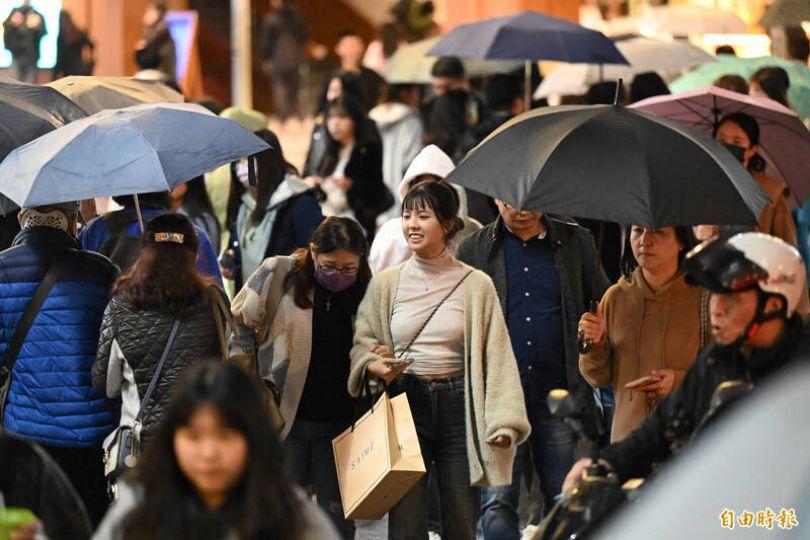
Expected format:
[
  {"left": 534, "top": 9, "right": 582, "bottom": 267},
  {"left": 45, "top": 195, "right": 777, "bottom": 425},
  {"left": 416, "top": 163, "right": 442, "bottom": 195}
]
[
  {"left": 2, "top": 0, "right": 46, "bottom": 83},
  {"left": 53, "top": 10, "right": 94, "bottom": 78},
  {"left": 229, "top": 217, "right": 371, "bottom": 539}
]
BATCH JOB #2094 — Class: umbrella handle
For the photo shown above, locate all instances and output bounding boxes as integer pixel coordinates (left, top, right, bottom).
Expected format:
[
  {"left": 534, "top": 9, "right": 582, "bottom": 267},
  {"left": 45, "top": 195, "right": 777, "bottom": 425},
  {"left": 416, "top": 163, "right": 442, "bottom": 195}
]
[{"left": 133, "top": 193, "right": 145, "bottom": 234}]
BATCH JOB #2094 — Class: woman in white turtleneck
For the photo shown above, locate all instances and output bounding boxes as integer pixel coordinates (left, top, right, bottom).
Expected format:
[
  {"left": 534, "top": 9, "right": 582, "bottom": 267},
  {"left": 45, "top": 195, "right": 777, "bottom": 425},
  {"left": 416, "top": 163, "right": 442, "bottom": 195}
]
[{"left": 349, "top": 182, "right": 530, "bottom": 539}]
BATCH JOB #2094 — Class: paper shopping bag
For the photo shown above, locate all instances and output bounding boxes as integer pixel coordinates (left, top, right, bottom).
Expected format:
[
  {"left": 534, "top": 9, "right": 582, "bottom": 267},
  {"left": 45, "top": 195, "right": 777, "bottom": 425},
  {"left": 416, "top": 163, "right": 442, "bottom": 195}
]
[{"left": 332, "top": 392, "right": 426, "bottom": 519}]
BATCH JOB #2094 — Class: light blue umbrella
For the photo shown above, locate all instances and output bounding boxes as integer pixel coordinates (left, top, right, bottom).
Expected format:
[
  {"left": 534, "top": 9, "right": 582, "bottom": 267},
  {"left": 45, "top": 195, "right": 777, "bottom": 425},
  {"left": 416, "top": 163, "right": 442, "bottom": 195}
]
[{"left": 0, "top": 102, "right": 269, "bottom": 216}]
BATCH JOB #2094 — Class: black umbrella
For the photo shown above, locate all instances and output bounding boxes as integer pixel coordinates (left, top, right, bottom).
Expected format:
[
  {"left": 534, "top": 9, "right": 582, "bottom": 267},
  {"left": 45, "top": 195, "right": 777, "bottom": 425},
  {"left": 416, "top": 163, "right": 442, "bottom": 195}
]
[
  {"left": 0, "top": 96, "right": 68, "bottom": 162},
  {"left": 0, "top": 77, "right": 88, "bottom": 125},
  {"left": 447, "top": 95, "right": 769, "bottom": 228}
]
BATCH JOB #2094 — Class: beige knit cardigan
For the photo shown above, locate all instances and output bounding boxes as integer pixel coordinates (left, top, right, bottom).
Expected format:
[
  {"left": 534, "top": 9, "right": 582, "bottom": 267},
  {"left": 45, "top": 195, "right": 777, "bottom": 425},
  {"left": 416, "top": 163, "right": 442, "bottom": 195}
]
[{"left": 349, "top": 261, "right": 531, "bottom": 487}]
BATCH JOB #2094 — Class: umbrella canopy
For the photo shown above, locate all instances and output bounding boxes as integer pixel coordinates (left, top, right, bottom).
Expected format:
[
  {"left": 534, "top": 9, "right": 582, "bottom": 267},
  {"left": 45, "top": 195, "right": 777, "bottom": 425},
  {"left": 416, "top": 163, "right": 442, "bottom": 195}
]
[
  {"left": 0, "top": 103, "right": 269, "bottom": 214},
  {"left": 638, "top": 4, "right": 747, "bottom": 35},
  {"left": 427, "top": 10, "right": 628, "bottom": 65},
  {"left": 535, "top": 36, "right": 712, "bottom": 98},
  {"left": 595, "top": 361, "right": 810, "bottom": 539},
  {"left": 0, "top": 96, "right": 68, "bottom": 162},
  {"left": 632, "top": 86, "right": 810, "bottom": 203},
  {"left": 383, "top": 36, "right": 523, "bottom": 84},
  {"left": 759, "top": 0, "right": 810, "bottom": 29},
  {"left": 670, "top": 55, "right": 810, "bottom": 120},
  {"left": 45, "top": 76, "right": 184, "bottom": 114},
  {"left": 0, "top": 77, "right": 88, "bottom": 124},
  {"left": 446, "top": 104, "right": 768, "bottom": 228}
]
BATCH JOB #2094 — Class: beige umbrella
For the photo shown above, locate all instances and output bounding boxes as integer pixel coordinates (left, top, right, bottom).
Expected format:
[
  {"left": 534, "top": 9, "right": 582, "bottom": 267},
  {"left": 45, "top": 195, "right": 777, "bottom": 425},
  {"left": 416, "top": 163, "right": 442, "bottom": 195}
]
[
  {"left": 46, "top": 76, "right": 183, "bottom": 114},
  {"left": 383, "top": 37, "right": 523, "bottom": 84}
]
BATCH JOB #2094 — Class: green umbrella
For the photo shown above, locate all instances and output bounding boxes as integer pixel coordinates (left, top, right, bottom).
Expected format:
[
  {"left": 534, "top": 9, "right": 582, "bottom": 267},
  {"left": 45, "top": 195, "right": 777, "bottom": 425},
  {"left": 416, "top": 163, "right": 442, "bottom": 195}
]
[{"left": 670, "top": 55, "right": 810, "bottom": 119}]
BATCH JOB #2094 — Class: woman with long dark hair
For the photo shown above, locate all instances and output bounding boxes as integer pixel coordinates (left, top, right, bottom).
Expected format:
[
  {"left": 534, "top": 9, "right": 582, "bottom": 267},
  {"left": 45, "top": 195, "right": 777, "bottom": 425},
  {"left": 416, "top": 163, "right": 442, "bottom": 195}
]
[
  {"left": 222, "top": 129, "right": 323, "bottom": 292},
  {"left": 303, "top": 72, "right": 363, "bottom": 177},
  {"left": 230, "top": 217, "right": 371, "bottom": 538},
  {"left": 713, "top": 111, "right": 797, "bottom": 246},
  {"left": 171, "top": 175, "right": 222, "bottom": 250},
  {"left": 53, "top": 9, "right": 95, "bottom": 77},
  {"left": 350, "top": 182, "right": 530, "bottom": 539},
  {"left": 93, "top": 362, "right": 341, "bottom": 539},
  {"left": 93, "top": 214, "right": 227, "bottom": 458},
  {"left": 578, "top": 225, "right": 704, "bottom": 442},
  {"left": 306, "top": 94, "right": 393, "bottom": 239}
]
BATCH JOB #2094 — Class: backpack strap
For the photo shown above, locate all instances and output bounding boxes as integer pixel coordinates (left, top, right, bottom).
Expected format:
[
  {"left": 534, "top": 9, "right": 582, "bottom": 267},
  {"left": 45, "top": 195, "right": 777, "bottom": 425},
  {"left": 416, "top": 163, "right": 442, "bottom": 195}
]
[{"left": 1, "top": 254, "right": 73, "bottom": 420}]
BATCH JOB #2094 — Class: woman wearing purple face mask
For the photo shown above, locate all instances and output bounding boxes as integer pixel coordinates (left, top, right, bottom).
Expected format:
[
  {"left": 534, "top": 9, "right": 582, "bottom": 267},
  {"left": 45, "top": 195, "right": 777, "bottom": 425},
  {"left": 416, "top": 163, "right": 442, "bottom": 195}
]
[{"left": 229, "top": 216, "right": 370, "bottom": 538}]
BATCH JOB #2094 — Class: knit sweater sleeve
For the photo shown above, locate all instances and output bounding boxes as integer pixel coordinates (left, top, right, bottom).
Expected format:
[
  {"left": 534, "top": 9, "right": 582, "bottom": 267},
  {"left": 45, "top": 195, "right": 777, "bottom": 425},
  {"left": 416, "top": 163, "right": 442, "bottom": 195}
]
[
  {"left": 478, "top": 273, "right": 531, "bottom": 447},
  {"left": 348, "top": 271, "right": 390, "bottom": 397}
]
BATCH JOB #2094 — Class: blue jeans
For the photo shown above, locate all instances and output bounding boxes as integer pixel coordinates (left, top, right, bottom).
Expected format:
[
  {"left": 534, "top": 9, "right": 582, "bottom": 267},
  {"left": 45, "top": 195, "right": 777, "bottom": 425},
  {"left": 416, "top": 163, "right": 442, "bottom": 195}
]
[
  {"left": 388, "top": 374, "right": 481, "bottom": 540},
  {"left": 480, "top": 402, "right": 577, "bottom": 540},
  {"left": 286, "top": 419, "right": 355, "bottom": 539}
]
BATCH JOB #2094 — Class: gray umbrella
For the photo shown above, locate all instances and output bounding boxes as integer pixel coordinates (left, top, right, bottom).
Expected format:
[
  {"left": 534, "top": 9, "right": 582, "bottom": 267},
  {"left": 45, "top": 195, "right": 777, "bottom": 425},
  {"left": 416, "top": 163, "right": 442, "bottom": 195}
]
[{"left": 0, "top": 102, "right": 269, "bottom": 215}]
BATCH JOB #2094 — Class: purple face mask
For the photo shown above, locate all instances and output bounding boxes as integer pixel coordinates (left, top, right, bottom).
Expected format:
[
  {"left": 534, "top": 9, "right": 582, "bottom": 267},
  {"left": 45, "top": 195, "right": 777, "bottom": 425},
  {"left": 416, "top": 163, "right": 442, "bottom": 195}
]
[{"left": 314, "top": 265, "right": 358, "bottom": 292}]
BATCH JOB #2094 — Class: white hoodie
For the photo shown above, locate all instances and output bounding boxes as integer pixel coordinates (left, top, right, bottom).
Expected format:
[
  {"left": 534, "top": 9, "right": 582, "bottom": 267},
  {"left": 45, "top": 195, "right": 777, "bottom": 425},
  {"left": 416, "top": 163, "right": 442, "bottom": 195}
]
[
  {"left": 368, "top": 145, "right": 480, "bottom": 274},
  {"left": 370, "top": 102, "right": 424, "bottom": 223}
]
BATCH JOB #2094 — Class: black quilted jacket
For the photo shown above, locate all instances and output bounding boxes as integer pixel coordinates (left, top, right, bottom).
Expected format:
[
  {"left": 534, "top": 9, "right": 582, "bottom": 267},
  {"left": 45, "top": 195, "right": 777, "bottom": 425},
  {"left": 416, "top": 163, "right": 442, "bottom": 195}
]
[{"left": 92, "top": 292, "right": 224, "bottom": 443}]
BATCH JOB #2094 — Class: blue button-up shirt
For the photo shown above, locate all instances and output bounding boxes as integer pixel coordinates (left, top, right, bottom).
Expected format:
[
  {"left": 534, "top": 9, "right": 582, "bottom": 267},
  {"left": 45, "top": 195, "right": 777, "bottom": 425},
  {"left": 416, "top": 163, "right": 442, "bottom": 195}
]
[{"left": 502, "top": 222, "right": 567, "bottom": 403}]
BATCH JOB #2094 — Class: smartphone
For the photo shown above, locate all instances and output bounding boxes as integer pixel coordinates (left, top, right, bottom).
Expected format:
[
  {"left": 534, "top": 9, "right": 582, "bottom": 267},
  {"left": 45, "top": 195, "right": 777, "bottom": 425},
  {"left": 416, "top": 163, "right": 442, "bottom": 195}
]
[
  {"left": 625, "top": 375, "right": 661, "bottom": 390},
  {"left": 389, "top": 358, "right": 413, "bottom": 372},
  {"left": 218, "top": 249, "right": 236, "bottom": 274}
]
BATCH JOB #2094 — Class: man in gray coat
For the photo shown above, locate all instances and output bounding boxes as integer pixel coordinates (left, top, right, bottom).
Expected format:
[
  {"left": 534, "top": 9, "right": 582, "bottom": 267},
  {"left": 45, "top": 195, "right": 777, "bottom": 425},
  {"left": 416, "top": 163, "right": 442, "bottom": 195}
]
[{"left": 457, "top": 202, "right": 609, "bottom": 539}]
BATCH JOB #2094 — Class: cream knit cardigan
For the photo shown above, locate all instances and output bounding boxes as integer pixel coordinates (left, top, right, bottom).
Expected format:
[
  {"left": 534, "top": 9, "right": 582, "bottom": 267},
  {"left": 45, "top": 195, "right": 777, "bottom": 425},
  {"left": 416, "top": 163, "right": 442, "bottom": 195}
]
[{"left": 349, "top": 261, "right": 531, "bottom": 487}]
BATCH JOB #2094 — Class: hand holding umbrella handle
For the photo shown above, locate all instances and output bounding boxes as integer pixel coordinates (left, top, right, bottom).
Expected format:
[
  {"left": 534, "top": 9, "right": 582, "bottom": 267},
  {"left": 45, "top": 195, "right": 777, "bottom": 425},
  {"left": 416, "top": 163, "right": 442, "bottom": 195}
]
[{"left": 578, "top": 301, "right": 602, "bottom": 354}]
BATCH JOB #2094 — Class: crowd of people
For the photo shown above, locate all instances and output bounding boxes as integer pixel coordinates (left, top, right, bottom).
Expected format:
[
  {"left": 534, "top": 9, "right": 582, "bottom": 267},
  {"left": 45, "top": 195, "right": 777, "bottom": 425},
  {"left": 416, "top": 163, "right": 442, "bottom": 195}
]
[{"left": 2, "top": 2, "right": 810, "bottom": 540}]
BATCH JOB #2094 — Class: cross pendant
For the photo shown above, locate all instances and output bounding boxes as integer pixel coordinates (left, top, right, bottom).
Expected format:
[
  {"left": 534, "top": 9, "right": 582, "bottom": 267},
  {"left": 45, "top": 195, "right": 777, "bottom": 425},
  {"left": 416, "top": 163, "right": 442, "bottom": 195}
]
[{"left": 325, "top": 297, "right": 331, "bottom": 311}]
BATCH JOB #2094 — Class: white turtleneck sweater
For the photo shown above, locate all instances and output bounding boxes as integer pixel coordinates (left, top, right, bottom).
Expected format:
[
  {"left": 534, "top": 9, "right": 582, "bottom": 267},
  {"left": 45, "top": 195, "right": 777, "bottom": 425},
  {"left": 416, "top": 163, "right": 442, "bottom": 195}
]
[{"left": 391, "top": 249, "right": 466, "bottom": 376}]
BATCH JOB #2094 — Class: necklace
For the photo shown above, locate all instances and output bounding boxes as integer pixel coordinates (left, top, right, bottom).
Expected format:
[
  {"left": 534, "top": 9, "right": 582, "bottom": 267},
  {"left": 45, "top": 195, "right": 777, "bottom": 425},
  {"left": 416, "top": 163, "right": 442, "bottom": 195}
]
[
  {"left": 410, "top": 258, "right": 431, "bottom": 291},
  {"left": 325, "top": 294, "right": 333, "bottom": 312}
]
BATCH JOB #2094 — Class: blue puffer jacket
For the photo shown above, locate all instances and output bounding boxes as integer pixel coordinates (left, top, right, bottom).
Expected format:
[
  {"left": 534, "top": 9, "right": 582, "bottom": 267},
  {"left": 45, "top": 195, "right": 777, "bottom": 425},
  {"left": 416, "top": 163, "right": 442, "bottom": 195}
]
[{"left": 0, "top": 227, "right": 119, "bottom": 447}]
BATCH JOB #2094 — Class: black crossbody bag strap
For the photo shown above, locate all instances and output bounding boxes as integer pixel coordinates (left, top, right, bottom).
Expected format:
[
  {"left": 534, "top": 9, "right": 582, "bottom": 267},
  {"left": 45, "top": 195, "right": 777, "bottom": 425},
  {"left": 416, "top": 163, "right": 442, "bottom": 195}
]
[
  {"left": 134, "top": 319, "right": 181, "bottom": 427},
  {"left": 397, "top": 270, "right": 473, "bottom": 360},
  {"left": 1, "top": 255, "right": 72, "bottom": 419}
]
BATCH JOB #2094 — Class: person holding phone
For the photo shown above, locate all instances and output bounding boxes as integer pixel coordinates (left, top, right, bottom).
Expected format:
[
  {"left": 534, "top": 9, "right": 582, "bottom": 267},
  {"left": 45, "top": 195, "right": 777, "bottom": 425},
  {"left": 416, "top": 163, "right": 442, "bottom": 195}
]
[
  {"left": 229, "top": 217, "right": 371, "bottom": 538},
  {"left": 349, "top": 182, "right": 530, "bottom": 539},
  {"left": 578, "top": 226, "right": 706, "bottom": 443}
]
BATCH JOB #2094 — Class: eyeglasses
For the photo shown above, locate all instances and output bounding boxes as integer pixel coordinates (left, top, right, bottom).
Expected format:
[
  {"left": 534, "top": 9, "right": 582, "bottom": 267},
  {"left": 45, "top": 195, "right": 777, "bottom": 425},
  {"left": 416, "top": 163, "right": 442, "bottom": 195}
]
[{"left": 316, "top": 258, "right": 359, "bottom": 276}]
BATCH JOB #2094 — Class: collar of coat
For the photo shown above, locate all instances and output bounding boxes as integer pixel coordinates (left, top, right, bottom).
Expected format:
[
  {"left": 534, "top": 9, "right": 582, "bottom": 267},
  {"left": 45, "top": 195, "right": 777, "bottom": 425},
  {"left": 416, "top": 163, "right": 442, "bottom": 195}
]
[{"left": 486, "top": 214, "right": 580, "bottom": 260}]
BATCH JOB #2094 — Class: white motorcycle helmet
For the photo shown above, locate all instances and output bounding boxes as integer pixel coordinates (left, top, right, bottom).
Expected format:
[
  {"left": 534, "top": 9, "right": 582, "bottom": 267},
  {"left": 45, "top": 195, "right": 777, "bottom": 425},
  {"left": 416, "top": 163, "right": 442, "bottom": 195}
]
[
  {"left": 685, "top": 232, "right": 806, "bottom": 318},
  {"left": 727, "top": 233, "right": 806, "bottom": 318}
]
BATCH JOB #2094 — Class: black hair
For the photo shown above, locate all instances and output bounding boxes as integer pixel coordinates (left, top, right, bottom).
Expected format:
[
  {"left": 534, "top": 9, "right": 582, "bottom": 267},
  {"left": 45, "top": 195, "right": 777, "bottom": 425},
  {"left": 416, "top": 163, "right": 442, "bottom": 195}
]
[
  {"left": 115, "top": 213, "right": 209, "bottom": 319},
  {"left": 620, "top": 225, "right": 698, "bottom": 278},
  {"left": 337, "top": 29, "right": 362, "bottom": 41},
  {"left": 715, "top": 45, "right": 736, "bottom": 56},
  {"left": 120, "top": 362, "right": 303, "bottom": 540},
  {"left": 112, "top": 191, "right": 171, "bottom": 210},
  {"left": 431, "top": 56, "right": 465, "bottom": 79},
  {"left": 180, "top": 176, "right": 220, "bottom": 242},
  {"left": 630, "top": 72, "right": 670, "bottom": 103},
  {"left": 226, "top": 129, "right": 298, "bottom": 230},
  {"left": 718, "top": 111, "right": 766, "bottom": 172},
  {"left": 284, "top": 217, "right": 371, "bottom": 309},
  {"left": 380, "top": 22, "right": 400, "bottom": 58},
  {"left": 316, "top": 71, "right": 363, "bottom": 116},
  {"left": 384, "top": 83, "right": 417, "bottom": 104},
  {"left": 585, "top": 81, "right": 625, "bottom": 105},
  {"left": 402, "top": 181, "right": 464, "bottom": 241},
  {"left": 317, "top": 94, "right": 377, "bottom": 177},
  {"left": 485, "top": 74, "right": 521, "bottom": 112},
  {"left": 750, "top": 66, "right": 790, "bottom": 107},
  {"left": 786, "top": 25, "right": 809, "bottom": 63},
  {"left": 714, "top": 74, "right": 749, "bottom": 94}
]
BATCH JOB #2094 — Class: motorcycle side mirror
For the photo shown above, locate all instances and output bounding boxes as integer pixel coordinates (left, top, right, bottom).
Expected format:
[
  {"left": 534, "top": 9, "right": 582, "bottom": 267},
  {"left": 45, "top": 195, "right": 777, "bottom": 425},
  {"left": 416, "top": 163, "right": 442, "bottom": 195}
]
[
  {"left": 709, "top": 379, "right": 752, "bottom": 412},
  {"left": 547, "top": 389, "right": 577, "bottom": 420}
]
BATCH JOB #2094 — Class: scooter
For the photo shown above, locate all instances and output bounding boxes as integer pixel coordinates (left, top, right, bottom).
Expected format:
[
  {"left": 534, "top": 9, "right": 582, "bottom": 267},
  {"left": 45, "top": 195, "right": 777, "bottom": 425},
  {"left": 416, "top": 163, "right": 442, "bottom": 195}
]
[{"left": 534, "top": 380, "right": 752, "bottom": 539}]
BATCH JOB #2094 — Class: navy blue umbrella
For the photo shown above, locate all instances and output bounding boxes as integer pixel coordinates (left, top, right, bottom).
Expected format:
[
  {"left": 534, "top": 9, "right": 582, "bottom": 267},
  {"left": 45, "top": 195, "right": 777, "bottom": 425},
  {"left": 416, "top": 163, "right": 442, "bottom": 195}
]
[{"left": 427, "top": 11, "right": 629, "bottom": 107}]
